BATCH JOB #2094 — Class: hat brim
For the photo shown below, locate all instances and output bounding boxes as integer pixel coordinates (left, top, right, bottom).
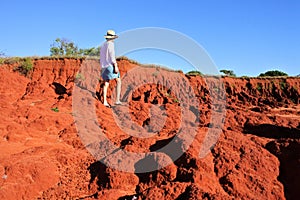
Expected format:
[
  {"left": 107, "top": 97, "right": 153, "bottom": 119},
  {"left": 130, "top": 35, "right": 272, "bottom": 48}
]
[{"left": 104, "top": 35, "right": 118, "bottom": 39}]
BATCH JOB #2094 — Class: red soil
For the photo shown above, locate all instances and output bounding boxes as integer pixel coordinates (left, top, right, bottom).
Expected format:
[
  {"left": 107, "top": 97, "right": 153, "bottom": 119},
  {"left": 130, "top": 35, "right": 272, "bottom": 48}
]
[{"left": 0, "top": 58, "right": 299, "bottom": 199}]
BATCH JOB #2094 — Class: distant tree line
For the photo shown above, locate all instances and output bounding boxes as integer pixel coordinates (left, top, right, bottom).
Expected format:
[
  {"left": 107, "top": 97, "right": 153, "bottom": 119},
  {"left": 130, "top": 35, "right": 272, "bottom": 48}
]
[
  {"left": 50, "top": 38, "right": 100, "bottom": 57},
  {"left": 186, "top": 69, "right": 291, "bottom": 77}
]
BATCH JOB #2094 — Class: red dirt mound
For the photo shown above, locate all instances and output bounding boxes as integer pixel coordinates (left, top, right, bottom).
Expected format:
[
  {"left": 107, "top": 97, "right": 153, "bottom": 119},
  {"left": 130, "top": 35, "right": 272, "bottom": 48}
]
[{"left": 0, "top": 58, "right": 299, "bottom": 199}]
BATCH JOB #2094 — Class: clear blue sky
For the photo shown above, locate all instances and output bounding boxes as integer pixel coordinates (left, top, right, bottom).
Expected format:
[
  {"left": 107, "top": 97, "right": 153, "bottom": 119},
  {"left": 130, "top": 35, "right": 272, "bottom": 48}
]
[{"left": 1, "top": 0, "right": 299, "bottom": 76}]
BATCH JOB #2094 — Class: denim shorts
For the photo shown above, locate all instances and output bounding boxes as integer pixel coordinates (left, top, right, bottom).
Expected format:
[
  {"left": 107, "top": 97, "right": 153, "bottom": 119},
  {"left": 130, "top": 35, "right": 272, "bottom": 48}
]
[{"left": 101, "top": 65, "right": 120, "bottom": 81}]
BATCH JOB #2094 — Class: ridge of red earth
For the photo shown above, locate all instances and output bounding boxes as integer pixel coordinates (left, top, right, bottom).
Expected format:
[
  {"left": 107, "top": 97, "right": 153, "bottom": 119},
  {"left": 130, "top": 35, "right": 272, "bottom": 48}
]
[{"left": 0, "top": 58, "right": 299, "bottom": 199}]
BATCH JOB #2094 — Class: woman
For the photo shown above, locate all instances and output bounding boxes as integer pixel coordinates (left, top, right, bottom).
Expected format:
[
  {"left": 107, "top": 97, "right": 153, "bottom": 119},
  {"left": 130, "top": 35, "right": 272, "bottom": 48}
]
[{"left": 100, "top": 30, "right": 122, "bottom": 108}]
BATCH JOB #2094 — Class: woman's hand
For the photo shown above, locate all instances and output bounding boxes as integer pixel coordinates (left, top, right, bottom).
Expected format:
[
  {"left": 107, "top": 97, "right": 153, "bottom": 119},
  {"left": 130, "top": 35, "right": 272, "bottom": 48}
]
[{"left": 113, "top": 63, "right": 119, "bottom": 74}]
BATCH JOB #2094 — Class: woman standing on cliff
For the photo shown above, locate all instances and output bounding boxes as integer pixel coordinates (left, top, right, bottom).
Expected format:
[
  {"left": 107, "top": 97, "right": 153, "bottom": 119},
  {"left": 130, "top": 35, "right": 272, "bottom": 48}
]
[{"left": 100, "top": 30, "right": 122, "bottom": 108}]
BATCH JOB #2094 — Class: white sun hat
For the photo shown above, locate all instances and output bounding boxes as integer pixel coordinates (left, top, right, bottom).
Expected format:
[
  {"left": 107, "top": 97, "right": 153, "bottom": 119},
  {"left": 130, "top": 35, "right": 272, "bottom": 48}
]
[{"left": 104, "top": 30, "right": 118, "bottom": 39}]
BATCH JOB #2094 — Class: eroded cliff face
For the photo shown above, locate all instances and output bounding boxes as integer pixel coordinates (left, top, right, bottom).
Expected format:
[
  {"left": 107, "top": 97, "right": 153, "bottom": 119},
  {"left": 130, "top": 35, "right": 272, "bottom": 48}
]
[{"left": 0, "top": 58, "right": 299, "bottom": 199}]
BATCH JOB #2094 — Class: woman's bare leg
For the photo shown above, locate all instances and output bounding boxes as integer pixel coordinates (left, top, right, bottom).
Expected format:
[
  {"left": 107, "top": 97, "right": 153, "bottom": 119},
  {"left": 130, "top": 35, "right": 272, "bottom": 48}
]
[{"left": 103, "top": 81, "right": 109, "bottom": 105}]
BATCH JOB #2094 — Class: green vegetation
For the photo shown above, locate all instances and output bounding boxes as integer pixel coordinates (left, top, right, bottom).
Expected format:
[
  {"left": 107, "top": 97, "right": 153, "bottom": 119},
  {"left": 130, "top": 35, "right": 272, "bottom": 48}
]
[
  {"left": 75, "top": 73, "right": 85, "bottom": 81},
  {"left": 186, "top": 70, "right": 202, "bottom": 76},
  {"left": 0, "top": 57, "right": 22, "bottom": 65},
  {"left": 50, "top": 38, "right": 100, "bottom": 57},
  {"left": 259, "top": 70, "right": 288, "bottom": 77},
  {"left": 220, "top": 69, "right": 236, "bottom": 77},
  {"left": 174, "top": 98, "right": 180, "bottom": 103},
  {"left": 10, "top": 57, "right": 34, "bottom": 77},
  {"left": 279, "top": 81, "right": 287, "bottom": 90},
  {"left": 21, "top": 57, "right": 33, "bottom": 72},
  {"left": 79, "top": 47, "right": 100, "bottom": 56},
  {"left": 51, "top": 107, "right": 59, "bottom": 112},
  {"left": 256, "top": 83, "right": 263, "bottom": 92},
  {"left": 50, "top": 38, "right": 78, "bottom": 56},
  {"left": 0, "top": 57, "right": 4, "bottom": 65}
]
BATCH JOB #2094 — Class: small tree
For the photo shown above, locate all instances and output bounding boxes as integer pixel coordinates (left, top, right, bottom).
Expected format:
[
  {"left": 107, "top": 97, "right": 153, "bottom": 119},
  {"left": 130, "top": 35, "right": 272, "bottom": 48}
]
[
  {"left": 220, "top": 69, "right": 236, "bottom": 77},
  {"left": 259, "top": 70, "right": 288, "bottom": 77},
  {"left": 50, "top": 38, "right": 100, "bottom": 57},
  {"left": 186, "top": 70, "right": 203, "bottom": 76},
  {"left": 50, "top": 38, "right": 79, "bottom": 56}
]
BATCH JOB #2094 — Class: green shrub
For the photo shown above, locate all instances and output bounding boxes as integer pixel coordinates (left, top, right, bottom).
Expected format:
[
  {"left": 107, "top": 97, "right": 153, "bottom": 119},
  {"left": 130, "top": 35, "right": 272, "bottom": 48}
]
[
  {"left": 256, "top": 83, "right": 263, "bottom": 92},
  {"left": 51, "top": 107, "right": 59, "bottom": 112},
  {"left": 13, "top": 58, "right": 33, "bottom": 76},
  {"left": 20, "top": 58, "right": 33, "bottom": 76},
  {"left": 186, "top": 70, "right": 202, "bottom": 76},
  {"left": 22, "top": 58, "right": 33, "bottom": 71},
  {"left": 259, "top": 70, "right": 288, "bottom": 77}
]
